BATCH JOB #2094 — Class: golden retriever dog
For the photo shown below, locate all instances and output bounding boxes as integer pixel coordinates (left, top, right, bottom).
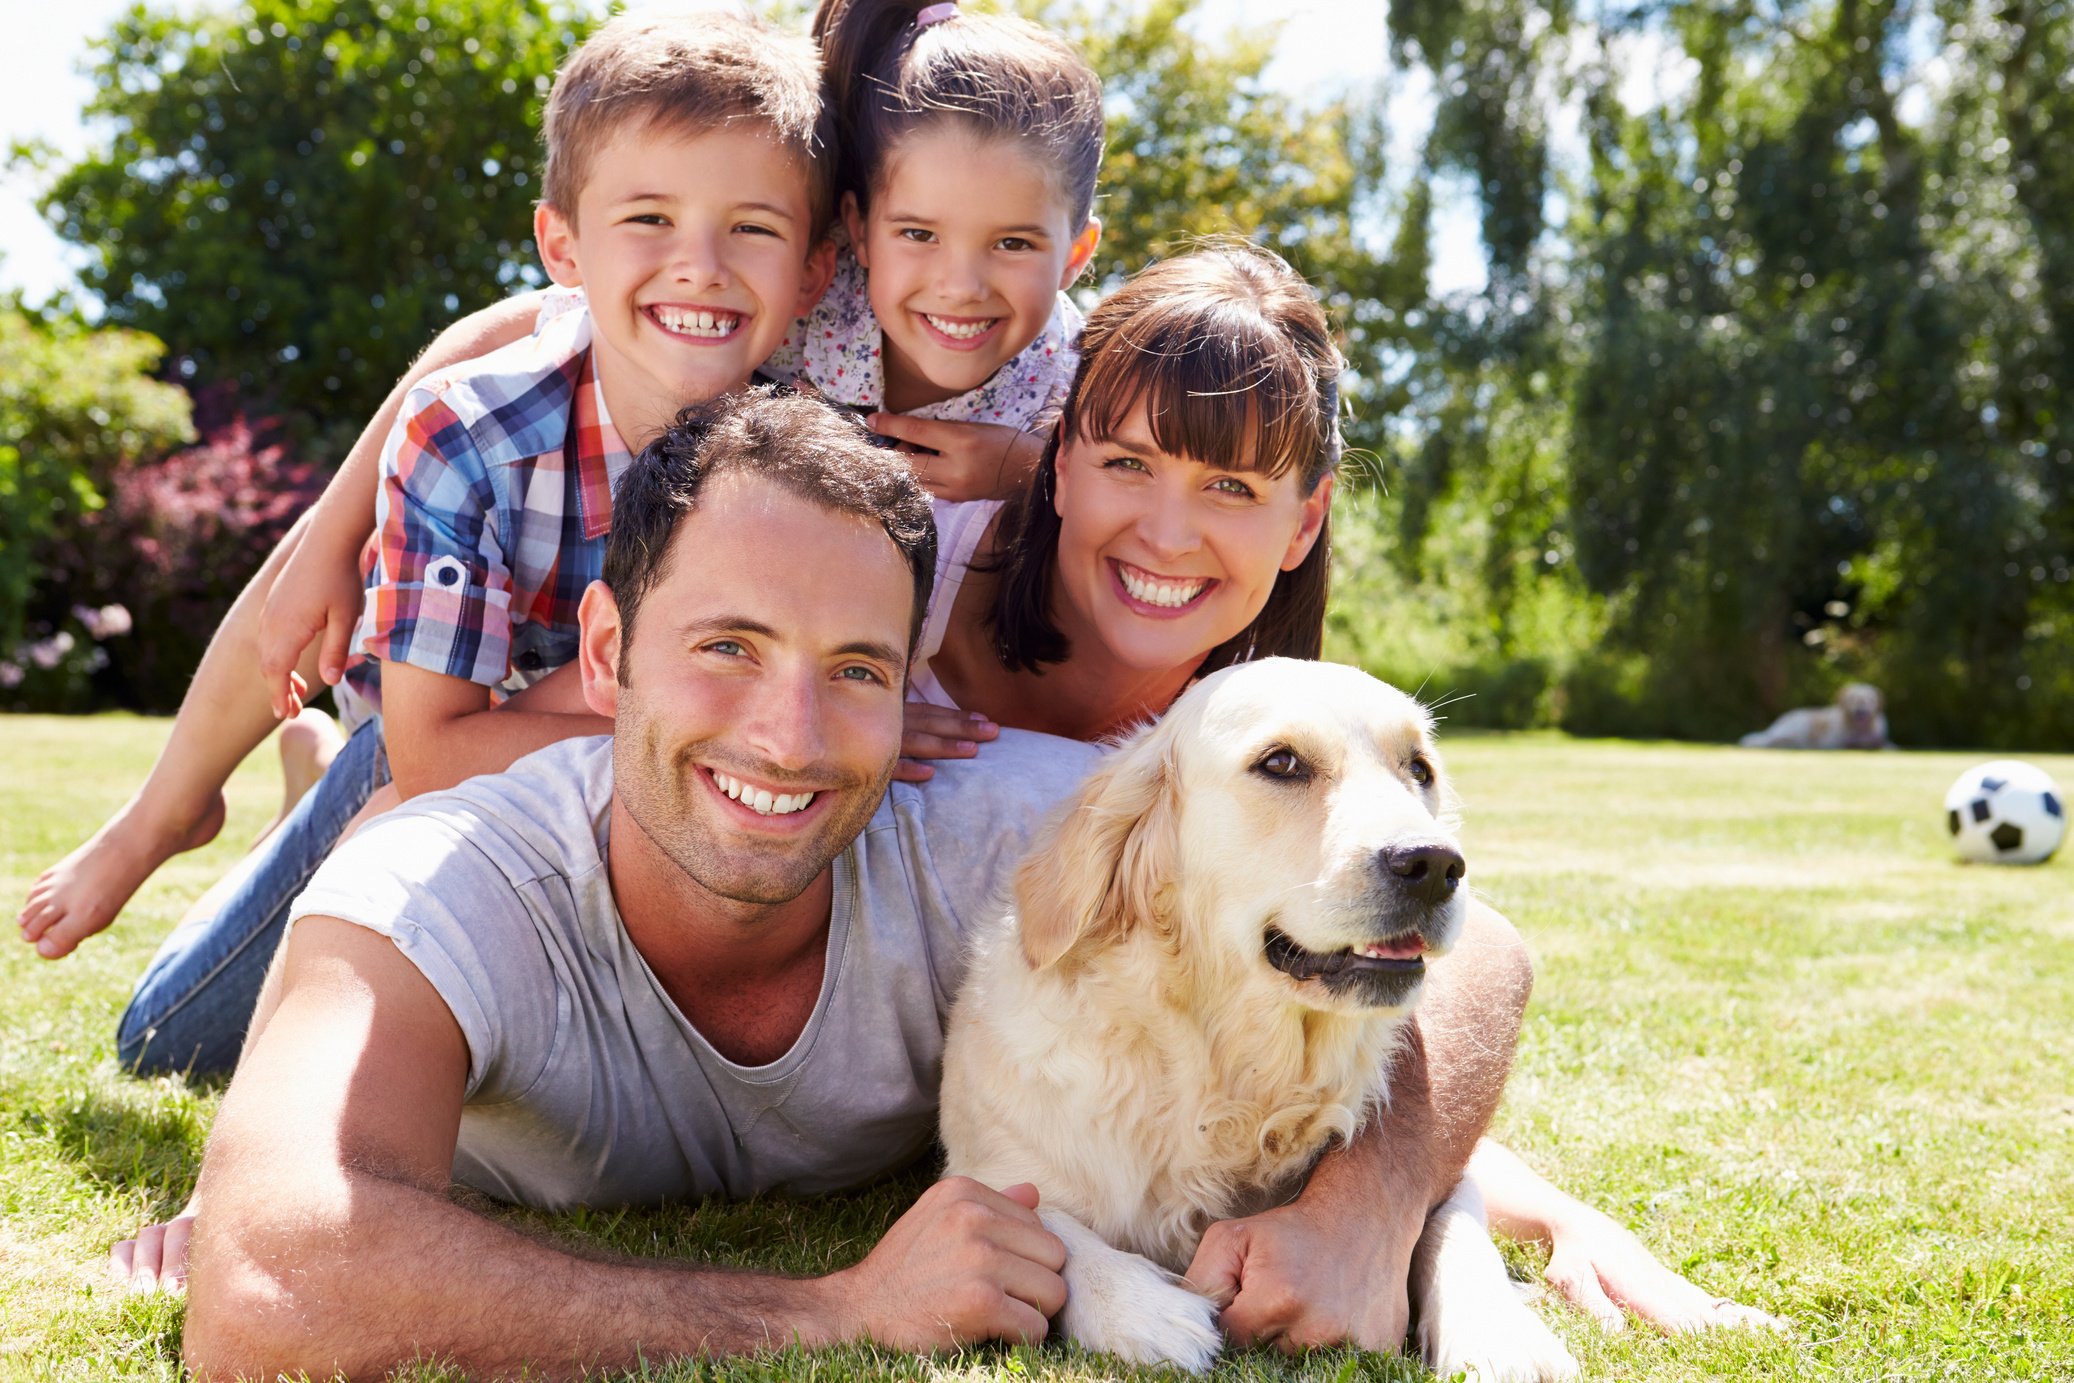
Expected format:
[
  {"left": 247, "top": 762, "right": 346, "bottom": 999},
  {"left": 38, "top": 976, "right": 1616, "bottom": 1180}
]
[
  {"left": 939, "top": 659, "right": 1579, "bottom": 1378},
  {"left": 1738, "top": 681, "right": 1891, "bottom": 749}
]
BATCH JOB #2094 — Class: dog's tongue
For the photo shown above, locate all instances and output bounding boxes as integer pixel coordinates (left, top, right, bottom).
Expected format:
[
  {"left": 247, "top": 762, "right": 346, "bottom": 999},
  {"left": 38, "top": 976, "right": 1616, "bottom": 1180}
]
[{"left": 1355, "top": 935, "right": 1426, "bottom": 961}]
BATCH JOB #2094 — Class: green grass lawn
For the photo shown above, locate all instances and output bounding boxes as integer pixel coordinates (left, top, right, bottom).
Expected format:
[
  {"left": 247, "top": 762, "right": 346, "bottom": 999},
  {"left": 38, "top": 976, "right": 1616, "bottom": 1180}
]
[{"left": 2, "top": 714, "right": 2070, "bottom": 1381}]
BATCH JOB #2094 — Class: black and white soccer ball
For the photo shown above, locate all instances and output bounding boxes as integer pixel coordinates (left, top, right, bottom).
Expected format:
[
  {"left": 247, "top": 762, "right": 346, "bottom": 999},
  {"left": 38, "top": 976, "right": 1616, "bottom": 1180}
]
[{"left": 1944, "top": 760, "right": 2065, "bottom": 865}]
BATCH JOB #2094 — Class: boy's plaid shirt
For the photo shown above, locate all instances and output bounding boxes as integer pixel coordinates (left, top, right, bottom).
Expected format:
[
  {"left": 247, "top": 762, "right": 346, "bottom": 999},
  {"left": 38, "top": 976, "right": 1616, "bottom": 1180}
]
[{"left": 353, "top": 306, "right": 633, "bottom": 699}]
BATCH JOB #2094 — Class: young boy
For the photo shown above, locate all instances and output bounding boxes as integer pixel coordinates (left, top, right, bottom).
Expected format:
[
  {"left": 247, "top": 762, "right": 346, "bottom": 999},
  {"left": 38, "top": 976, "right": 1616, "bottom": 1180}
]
[{"left": 110, "top": 11, "right": 838, "bottom": 1077}]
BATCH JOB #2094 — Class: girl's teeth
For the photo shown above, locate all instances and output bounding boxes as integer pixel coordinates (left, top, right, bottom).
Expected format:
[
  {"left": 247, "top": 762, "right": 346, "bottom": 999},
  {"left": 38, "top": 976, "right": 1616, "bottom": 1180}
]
[
  {"left": 924, "top": 314, "right": 994, "bottom": 341},
  {"left": 710, "top": 770, "right": 815, "bottom": 816},
  {"left": 655, "top": 307, "right": 741, "bottom": 338},
  {"left": 1119, "top": 565, "right": 1208, "bottom": 609}
]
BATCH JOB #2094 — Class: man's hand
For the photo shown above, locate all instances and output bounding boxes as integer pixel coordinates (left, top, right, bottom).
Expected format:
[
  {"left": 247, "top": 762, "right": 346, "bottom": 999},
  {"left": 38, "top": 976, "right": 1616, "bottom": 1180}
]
[
  {"left": 826, "top": 1178, "right": 1066, "bottom": 1351},
  {"left": 1185, "top": 1192, "right": 1425, "bottom": 1354},
  {"left": 260, "top": 532, "right": 367, "bottom": 720},
  {"left": 1542, "top": 1207, "right": 1790, "bottom": 1335},
  {"left": 892, "top": 704, "right": 999, "bottom": 783},
  {"left": 110, "top": 1209, "right": 197, "bottom": 1294},
  {"left": 866, "top": 414, "right": 1044, "bottom": 503}
]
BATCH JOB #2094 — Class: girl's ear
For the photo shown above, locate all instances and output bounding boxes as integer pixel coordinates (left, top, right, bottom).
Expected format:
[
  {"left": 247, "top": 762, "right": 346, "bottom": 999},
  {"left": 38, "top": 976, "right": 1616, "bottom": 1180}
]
[
  {"left": 796, "top": 237, "right": 839, "bottom": 317},
  {"left": 535, "top": 203, "right": 584, "bottom": 289},
  {"left": 576, "top": 581, "right": 623, "bottom": 718},
  {"left": 1282, "top": 472, "right": 1334, "bottom": 571},
  {"left": 1060, "top": 217, "right": 1102, "bottom": 290},
  {"left": 840, "top": 192, "right": 869, "bottom": 266}
]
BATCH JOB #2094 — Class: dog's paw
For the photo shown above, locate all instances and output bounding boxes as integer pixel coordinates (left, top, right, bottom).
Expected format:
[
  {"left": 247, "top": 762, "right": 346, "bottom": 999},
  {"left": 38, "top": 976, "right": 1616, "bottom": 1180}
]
[
  {"left": 1058, "top": 1249, "right": 1222, "bottom": 1372},
  {"left": 1423, "top": 1297, "right": 1580, "bottom": 1383}
]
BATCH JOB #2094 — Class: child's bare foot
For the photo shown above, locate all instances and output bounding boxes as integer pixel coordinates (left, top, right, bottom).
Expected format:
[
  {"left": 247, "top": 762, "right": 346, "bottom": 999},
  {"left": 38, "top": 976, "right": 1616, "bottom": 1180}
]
[
  {"left": 253, "top": 709, "right": 344, "bottom": 848},
  {"left": 18, "top": 795, "right": 228, "bottom": 960},
  {"left": 109, "top": 1195, "right": 198, "bottom": 1294}
]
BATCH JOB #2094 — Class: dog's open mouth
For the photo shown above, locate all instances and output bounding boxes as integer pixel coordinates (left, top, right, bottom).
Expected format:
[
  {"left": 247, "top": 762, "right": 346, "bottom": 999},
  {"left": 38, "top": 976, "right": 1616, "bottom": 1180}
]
[{"left": 1264, "top": 927, "right": 1426, "bottom": 982}]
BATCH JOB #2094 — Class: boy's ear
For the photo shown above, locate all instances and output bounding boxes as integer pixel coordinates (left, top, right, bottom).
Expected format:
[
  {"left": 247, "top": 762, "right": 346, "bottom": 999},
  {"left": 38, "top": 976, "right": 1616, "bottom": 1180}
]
[
  {"left": 1282, "top": 473, "right": 1334, "bottom": 571},
  {"left": 840, "top": 192, "right": 868, "bottom": 265},
  {"left": 796, "top": 235, "right": 839, "bottom": 318},
  {"left": 1060, "top": 217, "right": 1102, "bottom": 290},
  {"left": 577, "top": 581, "right": 623, "bottom": 717},
  {"left": 535, "top": 202, "right": 585, "bottom": 289}
]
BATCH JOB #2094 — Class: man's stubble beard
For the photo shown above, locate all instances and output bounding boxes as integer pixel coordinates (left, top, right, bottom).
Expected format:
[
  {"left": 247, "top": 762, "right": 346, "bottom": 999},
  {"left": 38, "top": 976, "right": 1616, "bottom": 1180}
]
[{"left": 614, "top": 718, "right": 895, "bottom": 907}]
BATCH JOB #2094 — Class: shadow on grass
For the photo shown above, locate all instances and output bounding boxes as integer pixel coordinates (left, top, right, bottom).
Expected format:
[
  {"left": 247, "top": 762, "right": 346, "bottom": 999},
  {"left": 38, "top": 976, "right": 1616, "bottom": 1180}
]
[{"left": 7, "top": 1073, "right": 214, "bottom": 1214}]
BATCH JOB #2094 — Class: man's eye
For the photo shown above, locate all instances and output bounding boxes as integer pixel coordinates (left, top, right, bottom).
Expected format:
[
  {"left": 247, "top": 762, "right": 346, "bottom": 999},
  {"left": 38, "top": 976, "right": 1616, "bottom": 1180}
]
[
  {"left": 1254, "top": 747, "right": 1308, "bottom": 781},
  {"left": 706, "top": 639, "right": 746, "bottom": 657},
  {"left": 1408, "top": 757, "right": 1434, "bottom": 787},
  {"left": 837, "top": 666, "right": 885, "bottom": 685}
]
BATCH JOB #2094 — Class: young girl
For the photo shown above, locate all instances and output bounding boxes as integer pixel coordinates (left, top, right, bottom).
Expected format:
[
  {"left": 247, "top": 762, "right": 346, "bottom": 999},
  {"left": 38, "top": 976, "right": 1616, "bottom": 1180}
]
[{"left": 20, "top": 0, "right": 1107, "bottom": 960}]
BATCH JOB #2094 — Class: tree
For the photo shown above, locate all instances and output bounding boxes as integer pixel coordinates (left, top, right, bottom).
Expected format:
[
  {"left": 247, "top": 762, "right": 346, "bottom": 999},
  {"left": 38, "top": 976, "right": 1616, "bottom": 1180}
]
[
  {"left": 0, "top": 310, "right": 194, "bottom": 652},
  {"left": 41, "top": 0, "right": 585, "bottom": 433}
]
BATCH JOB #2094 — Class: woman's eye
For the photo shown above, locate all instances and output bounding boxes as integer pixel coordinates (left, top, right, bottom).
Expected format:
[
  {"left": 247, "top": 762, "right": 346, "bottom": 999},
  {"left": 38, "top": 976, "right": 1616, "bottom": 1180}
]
[
  {"left": 1255, "top": 748, "right": 1307, "bottom": 780},
  {"left": 1104, "top": 455, "right": 1150, "bottom": 474},
  {"left": 1408, "top": 757, "right": 1434, "bottom": 787},
  {"left": 1211, "top": 476, "right": 1259, "bottom": 499}
]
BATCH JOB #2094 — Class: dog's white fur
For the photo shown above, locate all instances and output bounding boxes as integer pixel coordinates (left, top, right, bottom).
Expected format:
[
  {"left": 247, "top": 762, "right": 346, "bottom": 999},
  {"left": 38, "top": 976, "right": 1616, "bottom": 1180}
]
[
  {"left": 939, "top": 659, "right": 1578, "bottom": 1378},
  {"left": 1739, "top": 681, "right": 1891, "bottom": 749}
]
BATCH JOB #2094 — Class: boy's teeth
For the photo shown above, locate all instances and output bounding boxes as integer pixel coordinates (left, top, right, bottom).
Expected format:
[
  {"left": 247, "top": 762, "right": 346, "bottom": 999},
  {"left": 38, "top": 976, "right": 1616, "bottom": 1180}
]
[
  {"left": 924, "top": 313, "right": 993, "bottom": 341},
  {"left": 1119, "top": 564, "right": 1209, "bottom": 609},
  {"left": 655, "top": 306, "right": 741, "bottom": 338},
  {"left": 710, "top": 769, "right": 816, "bottom": 816}
]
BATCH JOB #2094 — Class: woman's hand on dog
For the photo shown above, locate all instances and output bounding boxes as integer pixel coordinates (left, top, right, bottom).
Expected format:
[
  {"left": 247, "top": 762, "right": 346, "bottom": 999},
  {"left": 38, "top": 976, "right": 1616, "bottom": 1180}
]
[
  {"left": 893, "top": 705, "right": 999, "bottom": 783},
  {"left": 825, "top": 1177, "right": 1066, "bottom": 1350},
  {"left": 1186, "top": 1196, "right": 1424, "bottom": 1354}
]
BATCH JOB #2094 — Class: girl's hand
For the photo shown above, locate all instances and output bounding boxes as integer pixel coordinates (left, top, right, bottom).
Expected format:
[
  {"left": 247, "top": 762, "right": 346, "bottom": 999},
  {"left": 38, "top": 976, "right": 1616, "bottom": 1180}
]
[
  {"left": 894, "top": 702, "right": 999, "bottom": 783},
  {"left": 866, "top": 414, "right": 1044, "bottom": 503},
  {"left": 261, "top": 534, "right": 368, "bottom": 720}
]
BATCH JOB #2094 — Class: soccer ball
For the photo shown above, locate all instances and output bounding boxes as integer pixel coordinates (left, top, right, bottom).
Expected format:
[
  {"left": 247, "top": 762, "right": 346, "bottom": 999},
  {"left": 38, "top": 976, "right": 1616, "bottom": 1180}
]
[{"left": 1944, "top": 760, "right": 2066, "bottom": 865}]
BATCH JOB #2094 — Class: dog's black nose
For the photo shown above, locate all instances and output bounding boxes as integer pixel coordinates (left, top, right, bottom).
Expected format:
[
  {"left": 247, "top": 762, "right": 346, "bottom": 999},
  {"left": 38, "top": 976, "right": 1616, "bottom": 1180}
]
[{"left": 1381, "top": 842, "right": 1464, "bottom": 904}]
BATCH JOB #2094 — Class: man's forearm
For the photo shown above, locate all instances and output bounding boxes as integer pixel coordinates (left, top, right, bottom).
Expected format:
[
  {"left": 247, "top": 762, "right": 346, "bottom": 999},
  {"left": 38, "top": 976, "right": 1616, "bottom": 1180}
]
[
  {"left": 184, "top": 1167, "right": 850, "bottom": 1381},
  {"left": 388, "top": 703, "right": 612, "bottom": 798}
]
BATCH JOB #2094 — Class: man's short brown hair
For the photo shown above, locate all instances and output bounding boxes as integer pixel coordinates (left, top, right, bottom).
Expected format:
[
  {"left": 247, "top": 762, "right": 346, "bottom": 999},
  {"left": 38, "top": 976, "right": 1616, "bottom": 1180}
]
[{"left": 542, "top": 12, "right": 836, "bottom": 237}]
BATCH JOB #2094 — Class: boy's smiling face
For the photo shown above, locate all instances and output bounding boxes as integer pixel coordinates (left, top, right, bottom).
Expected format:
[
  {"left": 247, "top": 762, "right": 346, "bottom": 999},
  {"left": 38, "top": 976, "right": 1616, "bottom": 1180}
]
[{"left": 536, "top": 121, "right": 835, "bottom": 448}]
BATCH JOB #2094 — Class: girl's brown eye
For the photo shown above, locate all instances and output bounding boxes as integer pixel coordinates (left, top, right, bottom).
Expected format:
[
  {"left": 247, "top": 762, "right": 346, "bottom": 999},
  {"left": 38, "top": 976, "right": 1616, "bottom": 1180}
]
[{"left": 1408, "top": 757, "right": 1434, "bottom": 787}]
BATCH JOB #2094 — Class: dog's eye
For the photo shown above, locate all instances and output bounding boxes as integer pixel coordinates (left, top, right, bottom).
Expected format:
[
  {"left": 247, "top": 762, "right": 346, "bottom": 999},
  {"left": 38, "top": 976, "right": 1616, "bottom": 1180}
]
[
  {"left": 1255, "top": 748, "right": 1308, "bottom": 781},
  {"left": 1408, "top": 757, "right": 1434, "bottom": 787}
]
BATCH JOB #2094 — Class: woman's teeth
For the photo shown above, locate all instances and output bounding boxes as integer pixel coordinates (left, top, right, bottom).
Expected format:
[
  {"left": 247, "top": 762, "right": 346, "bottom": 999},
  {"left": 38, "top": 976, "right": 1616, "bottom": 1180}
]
[
  {"left": 1119, "top": 564, "right": 1209, "bottom": 609},
  {"left": 923, "top": 313, "right": 994, "bottom": 341},
  {"left": 654, "top": 306, "right": 741, "bottom": 338},
  {"left": 711, "top": 769, "right": 815, "bottom": 816}
]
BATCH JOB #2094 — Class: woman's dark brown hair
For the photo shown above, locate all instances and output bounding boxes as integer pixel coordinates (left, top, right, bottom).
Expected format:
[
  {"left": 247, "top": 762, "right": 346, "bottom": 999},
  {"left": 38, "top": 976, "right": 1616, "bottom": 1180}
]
[
  {"left": 987, "top": 241, "right": 1345, "bottom": 675},
  {"left": 811, "top": 0, "right": 1104, "bottom": 228}
]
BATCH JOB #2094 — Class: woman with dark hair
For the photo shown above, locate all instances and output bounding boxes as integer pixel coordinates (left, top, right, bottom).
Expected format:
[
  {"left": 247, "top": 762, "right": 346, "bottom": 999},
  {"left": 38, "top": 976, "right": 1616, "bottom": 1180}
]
[{"left": 898, "top": 241, "right": 1787, "bottom": 1343}]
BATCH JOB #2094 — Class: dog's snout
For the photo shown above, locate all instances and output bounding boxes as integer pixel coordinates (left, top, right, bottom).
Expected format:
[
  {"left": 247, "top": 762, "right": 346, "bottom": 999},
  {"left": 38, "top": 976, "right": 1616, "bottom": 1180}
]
[{"left": 1380, "top": 842, "right": 1464, "bottom": 904}]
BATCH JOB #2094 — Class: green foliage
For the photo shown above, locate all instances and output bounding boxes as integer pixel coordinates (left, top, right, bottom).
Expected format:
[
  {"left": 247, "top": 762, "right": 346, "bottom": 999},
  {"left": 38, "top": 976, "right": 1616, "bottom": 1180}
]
[
  {"left": 41, "top": 0, "right": 587, "bottom": 432},
  {"left": 0, "top": 310, "right": 192, "bottom": 654}
]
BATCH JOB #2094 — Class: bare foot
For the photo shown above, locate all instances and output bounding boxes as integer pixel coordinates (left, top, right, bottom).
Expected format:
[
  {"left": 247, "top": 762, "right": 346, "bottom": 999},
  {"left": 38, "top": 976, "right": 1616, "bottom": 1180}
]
[
  {"left": 18, "top": 795, "right": 228, "bottom": 960},
  {"left": 110, "top": 1196, "right": 198, "bottom": 1294},
  {"left": 251, "top": 709, "right": 344, "bottom": 848}
]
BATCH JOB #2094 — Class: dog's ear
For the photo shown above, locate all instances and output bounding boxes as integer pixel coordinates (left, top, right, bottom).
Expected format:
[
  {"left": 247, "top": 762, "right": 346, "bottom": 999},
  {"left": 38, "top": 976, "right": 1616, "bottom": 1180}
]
[{"left": 1015, "top": 724, "right": 1181, "bottom": 970}]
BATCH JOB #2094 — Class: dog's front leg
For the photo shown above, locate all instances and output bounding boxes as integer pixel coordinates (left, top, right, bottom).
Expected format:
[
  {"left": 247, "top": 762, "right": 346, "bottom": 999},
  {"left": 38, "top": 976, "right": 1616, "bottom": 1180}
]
[
  {"left": 1411, "top": 1177, "right": 1581, "bottom": 1382},
  {"left": 1041, "top": 1209, "right": 1222, "bottom": 1371}
]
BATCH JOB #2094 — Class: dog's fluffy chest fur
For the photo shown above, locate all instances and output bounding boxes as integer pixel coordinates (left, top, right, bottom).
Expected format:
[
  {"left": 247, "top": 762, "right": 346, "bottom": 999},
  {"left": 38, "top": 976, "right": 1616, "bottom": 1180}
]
[{"left": 940, "top": 920, "right": 1402, "bottom": 1272}]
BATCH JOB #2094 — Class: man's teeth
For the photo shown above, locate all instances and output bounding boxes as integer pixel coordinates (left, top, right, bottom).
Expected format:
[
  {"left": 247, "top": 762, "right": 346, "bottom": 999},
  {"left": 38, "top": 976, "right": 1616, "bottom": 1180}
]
[
  {"left": 711, "top": 769, "right": 815, "bottom": 816},
  {"left": 1119, "top": 565, "right": 1209, "bottom": 609},
  {"left": 923, "top": 313, "right": 994, "bottom": 341},
  {"left": 654, "top": 306, "right": 741, "bottom": 338}
]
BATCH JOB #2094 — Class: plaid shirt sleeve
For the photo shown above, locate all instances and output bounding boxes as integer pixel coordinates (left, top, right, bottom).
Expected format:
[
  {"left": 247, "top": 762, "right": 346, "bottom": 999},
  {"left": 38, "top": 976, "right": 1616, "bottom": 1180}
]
[{"left": 361, "top": 385, "right": 517, "bottom": 688}]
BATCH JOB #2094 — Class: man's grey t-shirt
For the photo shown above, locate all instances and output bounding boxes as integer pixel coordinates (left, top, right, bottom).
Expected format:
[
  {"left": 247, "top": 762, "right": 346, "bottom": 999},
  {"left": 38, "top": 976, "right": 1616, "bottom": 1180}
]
[{"left": 290, "top": 730, "right": 1101, "bottom": 1209}]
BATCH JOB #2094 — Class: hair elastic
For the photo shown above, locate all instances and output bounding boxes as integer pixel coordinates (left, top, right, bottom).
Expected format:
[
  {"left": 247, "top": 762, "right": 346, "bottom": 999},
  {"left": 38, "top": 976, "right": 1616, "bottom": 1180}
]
[{"left": 915, "top": 2, "right": 958, "bottom": 28}]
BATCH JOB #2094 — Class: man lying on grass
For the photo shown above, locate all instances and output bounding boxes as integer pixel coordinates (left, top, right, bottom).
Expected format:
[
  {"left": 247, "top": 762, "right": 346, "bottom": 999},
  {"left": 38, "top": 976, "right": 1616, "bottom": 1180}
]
[{"left": 179, "top": 390, "right": 1757, "bottom": 1379}]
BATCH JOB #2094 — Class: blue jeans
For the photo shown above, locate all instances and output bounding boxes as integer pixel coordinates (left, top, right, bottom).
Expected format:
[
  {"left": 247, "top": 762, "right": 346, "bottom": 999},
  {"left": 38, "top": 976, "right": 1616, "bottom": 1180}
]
[{"left": 117, "top": 716, "right": 389, "bottom": 1076}]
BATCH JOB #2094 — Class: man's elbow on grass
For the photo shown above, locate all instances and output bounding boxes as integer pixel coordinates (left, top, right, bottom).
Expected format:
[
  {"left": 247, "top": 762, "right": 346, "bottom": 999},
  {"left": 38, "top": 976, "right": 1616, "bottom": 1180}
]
[{"left": 182, "top": 1220, "right": 340, "bottom": 1382}]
